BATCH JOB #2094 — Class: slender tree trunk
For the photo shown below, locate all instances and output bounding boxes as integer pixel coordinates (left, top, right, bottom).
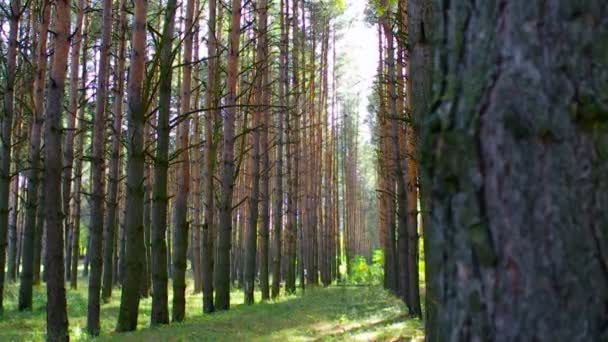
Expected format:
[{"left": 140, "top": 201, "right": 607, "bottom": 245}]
[
  {"left": 191, "top": 3, "right": 203, "bottom": 294},
  {"left": 202, "top": 0, "right": 218, "bottom": 314},
  {"left": 271, "top": 0, "right": 288, "bottom": 299},
  {"left": 19, "top": 0, "right": 51, "bottom": 310},
  {"left": 0, "top": 0, "right": 21, "bottom": 311},
  {"left": 44, "top": 0, "right": 71, "bottom": 337},
  {"left": 244, "top": 92, "right": 260, "bottom": 305},
  {"left": 257, "top": 0, "right": 271, "bottom": 301},
  {"left": 86, "top": 0, "right": 113, "bottom": 333},
  {"left": 116, "top": 0, "right": 148, "bottom": 330},
  {"left": 285, "top": 0, "right": 299, "bottom": 295},
  {"left": 63, "top": 0, "right": 85, "bottom": 281},
  {"left": 214, "top": 0, "right": 242, "bottom": 310},
  {"left": 71, "top": 19, "right": 88, "bottom": 287},
  {"left": 149, "top": 0, "right": 177, "bottom": 325},
  {"left": 102, "top": 0, "right": 127, "bottom": 302},
  {"left": 172, "top": 0, "right": 194, "bottom": 320},
  {"left": 407, "top": 0, "right": 434, "bottom": 335}
]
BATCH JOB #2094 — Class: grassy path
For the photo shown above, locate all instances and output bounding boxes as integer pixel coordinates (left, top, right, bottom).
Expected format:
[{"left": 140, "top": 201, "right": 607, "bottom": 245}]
[{"left": 0, "top": 280, "right": 423, "bottom": 341}]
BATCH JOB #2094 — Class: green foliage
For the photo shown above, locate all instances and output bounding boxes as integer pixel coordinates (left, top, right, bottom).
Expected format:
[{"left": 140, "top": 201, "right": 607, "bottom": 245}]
[{"left": 347, "top": 250, "right": 384, "bottom": 286}]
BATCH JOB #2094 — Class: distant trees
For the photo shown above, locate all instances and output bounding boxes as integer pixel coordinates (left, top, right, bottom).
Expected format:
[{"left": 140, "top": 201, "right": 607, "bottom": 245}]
[
  {"left": 371, "top": 0, "right": 422, "bottom": 317},
  {"left": 0, "top": 0, "right": 378, "bottom": 338}
]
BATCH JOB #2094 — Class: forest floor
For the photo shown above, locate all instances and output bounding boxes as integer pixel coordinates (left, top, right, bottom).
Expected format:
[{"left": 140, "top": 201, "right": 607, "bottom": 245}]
[{"left": 0, "top": 277, "right": 423, "bottom": 341}]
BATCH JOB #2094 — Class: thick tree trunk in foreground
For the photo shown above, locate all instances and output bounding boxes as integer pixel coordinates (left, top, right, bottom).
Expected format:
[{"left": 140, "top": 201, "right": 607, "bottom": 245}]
[
  {"left": 423, "top": 1, "right": 608, "bottom": 341},
  {"left": 116, "top": 0, "right": 148, "bottom": 330},
  {"left": 44, "top": 0, "right": 71, "bottom": 338}
]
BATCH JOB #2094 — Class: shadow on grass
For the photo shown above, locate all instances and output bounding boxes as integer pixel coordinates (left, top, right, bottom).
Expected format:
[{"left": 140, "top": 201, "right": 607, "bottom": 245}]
[
  {"left": 0, "top": 280, "right": 422, "bottom": 341},
  {"left": 100, "top": 286, "right": 422, "bottom": 342}
]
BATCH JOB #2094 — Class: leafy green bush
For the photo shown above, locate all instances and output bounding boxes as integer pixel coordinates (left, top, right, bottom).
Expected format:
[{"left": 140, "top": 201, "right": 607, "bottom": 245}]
[{"left": 347, "top": 250, "right": 384, "bottom": 285}]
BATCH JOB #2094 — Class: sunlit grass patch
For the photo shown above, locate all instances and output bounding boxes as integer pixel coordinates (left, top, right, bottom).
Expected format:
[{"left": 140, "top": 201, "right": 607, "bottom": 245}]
[{"left": 0, "top": 276, "right": 422, "bottom": 341}]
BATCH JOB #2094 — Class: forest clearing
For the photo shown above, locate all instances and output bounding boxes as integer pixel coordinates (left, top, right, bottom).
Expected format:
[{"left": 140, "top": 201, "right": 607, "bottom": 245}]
[{"left": 0, "top": 277, "right": 424, "bottom": 341}]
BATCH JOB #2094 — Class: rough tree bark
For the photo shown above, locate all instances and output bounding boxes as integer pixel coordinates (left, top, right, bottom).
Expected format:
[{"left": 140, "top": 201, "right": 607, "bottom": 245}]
[
  {"left": 44, "top": 0, "right": 72, "bottom": 337},
  {"left": 63, "top": 0, "right": 85, "bottom": 281},
  {"left": 116, "top": 0, "right": 148, "bottom": 330},
  {"left": 19, "top": 0, "right": 50, "bottom": 310},
  {"left": 257, "top": 0, "right": 271, "bottom": 301},
  {"left": 214, "top": 0, "right": 241, "bottom": 311},
  {"left": 87, "top": 0, "right": 113, "bottom": 333},
  {"left": 102, "top": 0, "right": 127, "bottom": 302},
  {"left": 422, "top": 1, "right": 608, "bottom": 341},
  {"left": 172, "top": 0, "right": 194, "bottom": 320},
  {"left": 0, "top": 0, "right": 21, "bottom": 312},
  {"left": 271, "top": 0, "right": 288, "bottom": 299},
  {"left": 150, "top": 0, "right": 177, "bottom": 324},
  {"left": 202, "top": 0, "right": 218, "bottom": 314}
]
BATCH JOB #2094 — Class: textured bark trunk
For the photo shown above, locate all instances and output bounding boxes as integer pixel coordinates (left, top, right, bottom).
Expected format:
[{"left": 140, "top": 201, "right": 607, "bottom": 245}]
[
  {"left": 0, "top": 0, "right": 20, "bottom": 311},
  {"left": 71, "top": 24, "right": 88, "bottom": 287},
  {"left": 172, "top": 0, "right": 194, "bottom": 321},
  {"left": 214, "top": 0, "right": 241, "bottom": 311},
  {"left": 382, "top": 15, "right": 411, "bottom": 307},
  {"left": 258, "top": 0, "right": 271, "bottom": 298},
  {"left": 63, "top": 0, "right": 85, "bottom": 281},
  {"left": 44, "top": 0, "right": 71, "bottom": 337},
  {"left": 244, "top": 116, "right": 260, "bottom": 305},
  {"left": 19, "top": 0, "right": 50, "bottom": 310},
  {"left": 116, "top": 0, "right": 147, "bottom": 330},
  {"left": 202, "top": 0, "right": 219, "bottom": 314},
  {"left": 285, "top": 0, "right": 299, "bottom": 295},
  {"left": 102, "top": 0, "right": 127, "bottom": 302},
  {"left": 87, "top": 0, "right": 113, "bottom": 333},
  {"left": 423, "top": 1, "right": 608, "bottom": 341},
  {"left": 149, "top": 0, "right": 177, "bottom": 325},
  {"left": 407, "top": 0, "right": 435, "bottom": 334},
  {"left": 271, "top": 0, "right": 288, "bottom": 299}
]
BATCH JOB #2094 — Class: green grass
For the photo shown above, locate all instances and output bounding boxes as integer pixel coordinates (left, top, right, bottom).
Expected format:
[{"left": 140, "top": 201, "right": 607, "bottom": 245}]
[{"left": 0, "top": 277, "right": 423, "bottom": 341}]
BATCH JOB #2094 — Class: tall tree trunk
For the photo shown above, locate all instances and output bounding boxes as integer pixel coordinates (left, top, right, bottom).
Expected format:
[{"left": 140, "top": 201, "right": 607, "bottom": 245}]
[
  {"left": 44, "top": 0, "right": 71, "bottom": 337},
  {"left": 424, "top": 1, "right": 608, "bottom": 341},
  {"left": 116, "top": 0, "right": 148, "bottom": 330},
  {"left": 243, "top": 91, "right": 260, "bottom": 305},
  {"left": 214, "top": 0, "right": 241, "bottom": 311},
  {"left": 271, "top": 0, "right": 288, "bottom": 299},
  {"left": 149, "top": 0, "right": 177, "bottom": 325},
  {"left": 7, "top": 120, "right": 22, "bottom": 283},
  {"left": 19, "top": 0, "right": 51, "bottom": 310},
  {"left": 407, "top": 0, "right": 434, "bottom": 335},
  {"left": 102, "top": 0, "right": 127, "bottom": 302},
  {"left": 202, "top": 0, "right": 218, "bottom": 314},
  {"left": 381, "top": 11, "right": 411, "bottom": 308},
  {"left": 172, "top": 0, "right": 194, "bottom": 321},
  {"left": 257, "top": 0, "right": 270, "bottom": 301},
  {"left": 285, "top": 0, "right": 299, "bottom": 295},
  {"left": 87, "top": 0, "right": 113, "bottom": 333},
  {"left": 71, "top": 18, "right": 89, "bottom": 287},
  {"left": 63, "top": 0, "right": 85, "bottom": 281},
  {"left": 191, "top": 2, "right": 203, "bottom": 294},
  {"left": 0, "top": 0, "right": 21, "bottom": 312}
]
